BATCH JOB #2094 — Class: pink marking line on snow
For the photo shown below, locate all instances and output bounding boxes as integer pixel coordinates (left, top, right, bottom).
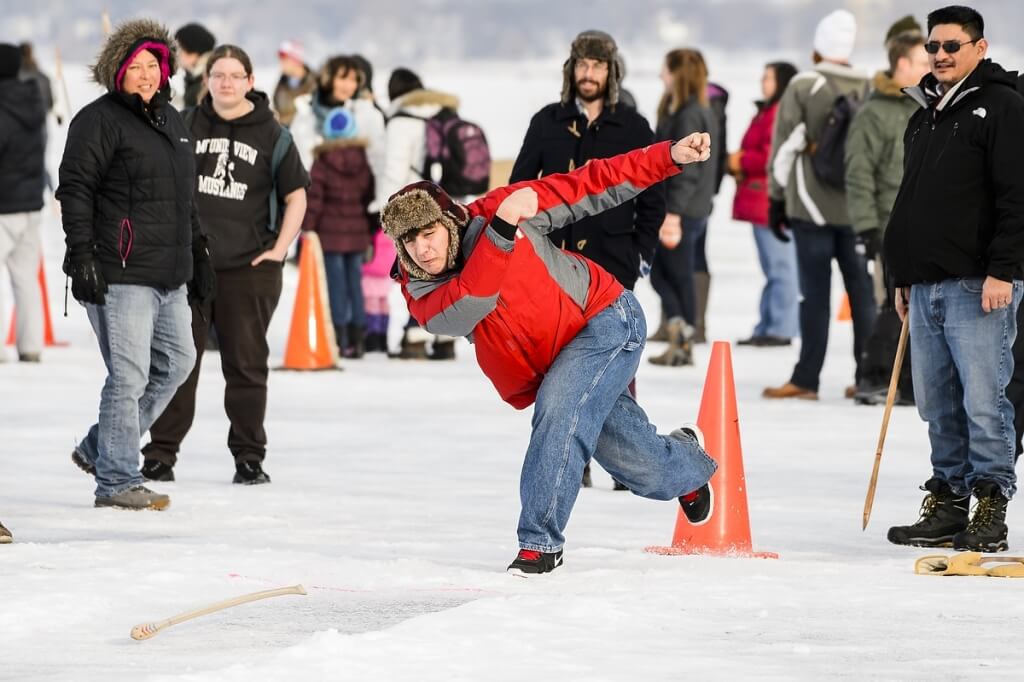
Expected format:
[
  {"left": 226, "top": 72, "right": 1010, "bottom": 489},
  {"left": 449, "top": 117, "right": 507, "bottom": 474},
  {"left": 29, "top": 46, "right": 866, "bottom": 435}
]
[{"left": 226, "top": 573, "right": 499, "bottom": 595}]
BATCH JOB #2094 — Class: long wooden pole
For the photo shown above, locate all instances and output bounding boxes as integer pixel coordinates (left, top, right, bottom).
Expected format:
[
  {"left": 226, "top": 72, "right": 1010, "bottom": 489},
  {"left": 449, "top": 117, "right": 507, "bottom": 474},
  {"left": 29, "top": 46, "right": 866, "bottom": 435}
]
[{"left": 862, "top": 313, "right": 911, "bottom": 530}]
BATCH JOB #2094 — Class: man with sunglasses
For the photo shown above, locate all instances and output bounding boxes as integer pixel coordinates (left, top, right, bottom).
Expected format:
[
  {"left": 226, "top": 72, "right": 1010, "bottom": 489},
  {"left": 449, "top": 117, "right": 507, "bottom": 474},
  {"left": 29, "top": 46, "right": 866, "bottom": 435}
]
[{"left": 885, "top": 6, "right": 1024, "bottom": 553}]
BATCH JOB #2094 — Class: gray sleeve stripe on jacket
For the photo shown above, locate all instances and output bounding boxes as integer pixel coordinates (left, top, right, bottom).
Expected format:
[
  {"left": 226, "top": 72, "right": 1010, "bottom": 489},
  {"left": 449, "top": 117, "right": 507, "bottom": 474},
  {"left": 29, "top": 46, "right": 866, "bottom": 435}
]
[
  {"left": 424, "top": 293, "right": 500, "bottom": 337},
  {"left": 520, "top": 179, "right": 642, "bottom": 235},
  {"left": 520, "top": 228, "right": 591, "bottom": 309}
]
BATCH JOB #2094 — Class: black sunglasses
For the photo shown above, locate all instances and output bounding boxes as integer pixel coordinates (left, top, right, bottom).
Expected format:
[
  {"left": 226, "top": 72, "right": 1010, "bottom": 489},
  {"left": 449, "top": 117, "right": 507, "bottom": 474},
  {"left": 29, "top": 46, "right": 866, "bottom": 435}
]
[{"left": 924, "top": 38, "right": 981, "bottom": 55}]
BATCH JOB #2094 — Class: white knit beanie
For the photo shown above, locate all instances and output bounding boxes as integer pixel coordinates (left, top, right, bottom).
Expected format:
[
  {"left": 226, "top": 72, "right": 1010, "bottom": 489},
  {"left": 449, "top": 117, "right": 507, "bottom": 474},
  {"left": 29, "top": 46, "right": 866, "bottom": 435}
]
[{"left": 814, "top": 9, "right": 857, "bottom": 62}]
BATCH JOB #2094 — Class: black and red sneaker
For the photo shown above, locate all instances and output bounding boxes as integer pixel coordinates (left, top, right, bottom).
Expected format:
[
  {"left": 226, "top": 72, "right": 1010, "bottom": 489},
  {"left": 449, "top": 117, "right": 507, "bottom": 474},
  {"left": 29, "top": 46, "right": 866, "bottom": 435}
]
[
  {"left": 507, "top": 549, "right": 563, "bottom": 577},
  {"left": 671, "top": 424, "right": 714, "bottom": 526}
]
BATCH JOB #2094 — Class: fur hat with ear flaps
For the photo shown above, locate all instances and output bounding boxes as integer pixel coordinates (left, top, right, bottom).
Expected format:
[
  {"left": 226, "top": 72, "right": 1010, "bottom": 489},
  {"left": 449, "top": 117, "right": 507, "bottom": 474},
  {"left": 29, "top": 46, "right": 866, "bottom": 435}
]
[
  {"left": 380, "top": 181, "right": 469, "bottom": 280},
  {"left": 91, "top": 18, "right": 177, "bottom": 93},
  {"left": 561, "top": 29, "right": 622, "bottom": 108}
]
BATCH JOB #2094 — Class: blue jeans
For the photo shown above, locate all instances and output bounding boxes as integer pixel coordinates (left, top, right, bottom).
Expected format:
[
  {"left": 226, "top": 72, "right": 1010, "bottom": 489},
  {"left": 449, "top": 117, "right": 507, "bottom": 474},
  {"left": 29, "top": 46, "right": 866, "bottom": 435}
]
[
  {"left": 76, "top": 285, "right": 196, "bottom": 497},
  {"left": 752, "top": 224, "right": 799, "bottom": 338},
  {"left": 910, "top": 278, "right": 1023, "bottom": 498},
  {"left": 790, "top": 220, "right": 877, "bottom": 391},
  {"left": 323, "top": 251, "right": 365, "bottom": 328},
  {"left": 518, "top": 291, "right": 718, "bottom": 552}
]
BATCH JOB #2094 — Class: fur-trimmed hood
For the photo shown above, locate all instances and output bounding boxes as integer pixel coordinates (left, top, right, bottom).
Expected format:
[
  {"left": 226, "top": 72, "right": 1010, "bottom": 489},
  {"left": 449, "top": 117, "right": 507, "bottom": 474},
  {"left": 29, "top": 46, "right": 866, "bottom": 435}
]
[
  {"left": 871, "top": 70, "right": 905, "bottom": 98},
  {"left": 313, "top": 137, "right": 368, "bottom": 160},
  {"left": 380, "top": 181, "right": 468, "bottom": 280},
  {"left": 91, "top": 18, "right": 177, "bottom": 93},
  {"left": 389, "top": 88, "right": 460, "bottom": 116}
]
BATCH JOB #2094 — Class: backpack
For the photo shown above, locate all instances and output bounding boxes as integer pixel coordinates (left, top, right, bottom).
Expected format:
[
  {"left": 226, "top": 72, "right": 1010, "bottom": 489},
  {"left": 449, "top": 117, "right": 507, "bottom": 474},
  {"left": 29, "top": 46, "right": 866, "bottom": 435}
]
[
  {"left": 808, "top": 80, "right": 868, "bottom": 189},
  {"left": 394, "top": 107, "right": 491, "bottom": 197},
  {"left": 182, "top": 106, "right": 292, "bottom": 232}
]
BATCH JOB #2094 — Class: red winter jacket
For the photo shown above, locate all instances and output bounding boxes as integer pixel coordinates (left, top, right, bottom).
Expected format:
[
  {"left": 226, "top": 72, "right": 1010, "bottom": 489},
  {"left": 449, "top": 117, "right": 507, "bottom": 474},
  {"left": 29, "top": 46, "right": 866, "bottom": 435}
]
[
  {"left": 302, "top": 140, "right": 374, "bottom": 253},
  {"left": 397, "top": 141, "right": 683, "bottom": 408},
  {"left": 732, "top": 101, "right": 778, "bottom": 226}
]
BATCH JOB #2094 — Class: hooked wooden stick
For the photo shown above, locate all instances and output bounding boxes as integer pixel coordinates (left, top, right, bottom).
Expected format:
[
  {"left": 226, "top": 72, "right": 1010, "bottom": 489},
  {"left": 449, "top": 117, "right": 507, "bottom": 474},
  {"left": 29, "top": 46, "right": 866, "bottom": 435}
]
[{"left": 130, "top": 584, "right": 307, "bottom": 641}]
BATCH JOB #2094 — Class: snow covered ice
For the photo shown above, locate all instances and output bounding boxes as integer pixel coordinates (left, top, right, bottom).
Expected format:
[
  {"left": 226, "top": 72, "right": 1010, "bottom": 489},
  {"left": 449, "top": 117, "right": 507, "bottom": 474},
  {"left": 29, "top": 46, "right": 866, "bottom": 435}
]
[{"left": 3, "top": 59, "right": 1024, "bottom": 681}]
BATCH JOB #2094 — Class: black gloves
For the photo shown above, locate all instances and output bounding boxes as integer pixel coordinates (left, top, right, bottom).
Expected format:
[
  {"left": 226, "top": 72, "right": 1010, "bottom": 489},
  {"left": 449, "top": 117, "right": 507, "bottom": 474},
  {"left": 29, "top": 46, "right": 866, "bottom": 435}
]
[
  {"left": 768, "top": 199, "right": 790, "bottom": 243},
  {"left": 64, "top": 247, "right": 107, "bottom": 305},
  {"left": 856, "top": 228, "right": 881, "bottom": 261},
  {"left": 188, "top": 234, "right": 216, "bottom": 307}
]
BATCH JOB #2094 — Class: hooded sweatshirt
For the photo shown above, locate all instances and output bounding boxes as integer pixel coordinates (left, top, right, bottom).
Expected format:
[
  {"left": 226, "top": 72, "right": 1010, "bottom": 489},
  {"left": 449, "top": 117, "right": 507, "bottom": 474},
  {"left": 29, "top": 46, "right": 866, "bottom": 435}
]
[
  {"left": 0, "top": 78, "right": 46, "bottom": 213},
  {"left": 188, "top": 90, "right": 309, "bottom": 270}
]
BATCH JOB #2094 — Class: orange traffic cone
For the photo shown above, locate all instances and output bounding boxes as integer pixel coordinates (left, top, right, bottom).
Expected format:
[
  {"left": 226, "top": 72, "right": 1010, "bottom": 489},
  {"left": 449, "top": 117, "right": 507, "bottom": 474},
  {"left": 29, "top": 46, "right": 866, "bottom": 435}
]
[
  {"left": 647, "top": 341, "right": 777, "bottom": 559},
  {"left": 6, "top": 257, "right": 68, "bottom": 347},
  {"left": 836, "top": 292, "right": 852, "bottom": 322},
  {"left": 277, "top": 232, "right": 339, "bottom": 370}
]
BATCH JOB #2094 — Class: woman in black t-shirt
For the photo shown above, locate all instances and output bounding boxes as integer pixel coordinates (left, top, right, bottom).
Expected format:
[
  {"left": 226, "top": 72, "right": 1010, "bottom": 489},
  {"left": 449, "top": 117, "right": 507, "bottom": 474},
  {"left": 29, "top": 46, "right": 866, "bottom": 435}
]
[{"left": 142, "top": 44, "right": 310, "bottom": 485}]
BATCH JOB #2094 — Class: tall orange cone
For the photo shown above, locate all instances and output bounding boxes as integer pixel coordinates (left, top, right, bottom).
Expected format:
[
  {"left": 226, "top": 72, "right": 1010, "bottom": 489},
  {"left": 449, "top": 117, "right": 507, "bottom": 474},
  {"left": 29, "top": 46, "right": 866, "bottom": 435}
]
[
  {"left": 837, "top": 292, "right": 852, "bottom": 321},
  {"left": 277, "top": 232, "right": 339, "bottom": 370},
  {"left": 647, "top": 341, "right": 777, "bottom": 559},
  {"left": 6, "top": 257, "right": 68, "bottom": 347}
]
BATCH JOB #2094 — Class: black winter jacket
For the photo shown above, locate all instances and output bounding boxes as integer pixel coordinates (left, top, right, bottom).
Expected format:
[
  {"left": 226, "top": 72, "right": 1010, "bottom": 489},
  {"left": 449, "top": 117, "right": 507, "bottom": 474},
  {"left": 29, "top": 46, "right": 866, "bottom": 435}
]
[
  {"left": 509, "top": 101, "right": 665, "bottom": 290},
  {"left": 0, "top": 78, "right": 46, "bottom": 214},
  {"left": 57, "top": 90, "right": 202, "bottom": 289},
  {"left": 884, "top": 60, "right": 1024, "bottom": 286},
  {"left": 656, "top": 97, "right": 719, "bottom": 220}
]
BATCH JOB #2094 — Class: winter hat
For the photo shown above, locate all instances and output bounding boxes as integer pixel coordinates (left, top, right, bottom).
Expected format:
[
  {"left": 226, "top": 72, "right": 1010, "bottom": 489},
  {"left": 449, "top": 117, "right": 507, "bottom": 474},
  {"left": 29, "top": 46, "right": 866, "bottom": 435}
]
[
  {"left": 278, "top": 39, "right": 304, "bottom": 64},
  {"left": 174, "top": 23, "right": 215, "bottom": 55},
  {"left": 322, "top": 107, "right": 357, "bottom": 140},
  {"left": 91, "top": 19, "right": 177, "bottom": 93},
  {"left": 0, "top": 43, "right": 21, "bottom": 79},
  {"left": 561, "top": 29, "right": 622, "bottom": 107},
  {"left": 380, "top": 181, "right": 469, "bottom": 280},
  {"left": 885, "top": 15, "right": 923, "bottom": 44},
  {"left": 813, "top": 10, "right": 857, "bottom": 62}
]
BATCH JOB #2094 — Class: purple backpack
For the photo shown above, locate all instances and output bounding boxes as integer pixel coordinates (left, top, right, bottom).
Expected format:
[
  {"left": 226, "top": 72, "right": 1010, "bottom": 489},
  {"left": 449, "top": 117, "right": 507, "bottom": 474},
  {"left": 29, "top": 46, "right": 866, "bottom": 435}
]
[{"left": 396, "top": 108, "right": 491, "bottom": 197}]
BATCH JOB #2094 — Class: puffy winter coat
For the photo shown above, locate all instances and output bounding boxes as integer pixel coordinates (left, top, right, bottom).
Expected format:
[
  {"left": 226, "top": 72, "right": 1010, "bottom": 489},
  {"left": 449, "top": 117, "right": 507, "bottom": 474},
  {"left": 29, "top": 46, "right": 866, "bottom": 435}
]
[
  {"left": 884, "top": 60, "right": 1024, "bottom": 286},
  {"left": 58, "top": 90, "right": 201, "bottom": 289},
  {"left": 509, "top": 99, "right": 665, "bottom": 291},
  {"left": 732, "top": 100, "right": 778, "bottom": 225},
  {"left": 303, "top": 139, "right": 374, "bottom": 253},
  {"left": 0, "top": 78, "right": 46, "bottom": 214},
  {"left": 272, "top": 68, "right": 316, "bottom": 128},
  {"left": 363, "top": 228, "right": 396, "bottom": 278},
  {"left": 843, "top": 71, "right": 919, "bottom": 237},
  {"left": 397, "top": 140, "right": 683, "bottom": 409},
  {"left": 769, "top": 62, "right": 870, "bottom": 227},
  {"left": 657, "top": 96, "right": 718, "bottom": 221},
  {"left": 380, "top": 89, "right": 460, "bottom": 201},
  {"left": 291, "top": 91, "right": 385, "bottom": 203}
]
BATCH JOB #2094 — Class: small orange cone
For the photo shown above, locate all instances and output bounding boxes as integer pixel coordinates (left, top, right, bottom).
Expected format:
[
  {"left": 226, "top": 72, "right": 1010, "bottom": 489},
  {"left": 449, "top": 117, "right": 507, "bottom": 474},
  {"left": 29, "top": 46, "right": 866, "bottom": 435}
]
[
  {"left": 646, "top": 341, "right": 777, "bottom": 559},
  {"left": 837, "top": 292, "right": 852, "bottom": 322},
  {"left": 6, "top": 257, "right": 68, "bottom": 347},
  {"left": 277, "top": 232, "right": 339, "bottom": 370}
]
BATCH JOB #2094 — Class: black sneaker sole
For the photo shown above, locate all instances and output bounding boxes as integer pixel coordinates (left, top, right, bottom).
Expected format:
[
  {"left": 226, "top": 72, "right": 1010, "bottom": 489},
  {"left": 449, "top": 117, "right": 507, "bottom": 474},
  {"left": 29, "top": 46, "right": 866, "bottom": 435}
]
[
  {"left": 232, "top": 474, "right": 271, "bottom": 485},
  {"left": 507, "top": 556, "right": 563, "bottom": 578},
  {"left": 887, "top": 533, "right": 956, "bottom": 548},
  {"left": 953, "top": 539, "right": 1009, "bottom": 553},
  {"left": 71, "top": 449, "right": 95, "bottom": 476},
  {"left": 142, "top": 469, "right": 175, "bottom": 482}
]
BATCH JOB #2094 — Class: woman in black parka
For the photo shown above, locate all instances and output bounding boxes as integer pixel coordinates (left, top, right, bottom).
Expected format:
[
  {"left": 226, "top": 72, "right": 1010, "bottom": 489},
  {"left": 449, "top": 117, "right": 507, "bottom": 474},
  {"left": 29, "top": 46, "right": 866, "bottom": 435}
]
[{"left": 57, "top": 19, "right": 214, "bottom": 511}]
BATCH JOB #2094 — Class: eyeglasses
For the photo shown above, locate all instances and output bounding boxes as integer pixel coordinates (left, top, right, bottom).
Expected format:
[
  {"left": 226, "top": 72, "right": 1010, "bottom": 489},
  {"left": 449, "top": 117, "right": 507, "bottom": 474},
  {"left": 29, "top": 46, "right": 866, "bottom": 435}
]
[
  {"left": 924, "top": 38, "right": 980, "bottom": 55},
  {"left": 209, "top": 73, "right": 249, "bottom": 83}
]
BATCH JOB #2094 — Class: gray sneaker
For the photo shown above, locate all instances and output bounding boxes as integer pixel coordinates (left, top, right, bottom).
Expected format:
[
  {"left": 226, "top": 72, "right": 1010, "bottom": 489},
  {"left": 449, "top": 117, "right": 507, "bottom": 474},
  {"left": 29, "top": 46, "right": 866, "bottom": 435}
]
[
  {"left": 95, "top": 485, "right": 170, "bottom": 510},
  {"left": 0, "top": 521, "right": 11, "bottom": 544}
]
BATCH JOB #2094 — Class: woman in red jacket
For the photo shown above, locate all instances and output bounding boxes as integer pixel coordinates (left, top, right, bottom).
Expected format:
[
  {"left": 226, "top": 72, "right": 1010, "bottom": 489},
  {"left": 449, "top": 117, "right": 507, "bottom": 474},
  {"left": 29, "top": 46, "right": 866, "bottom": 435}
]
[
  {"left": 729, "top": 62, "right": 798, "bottom": 347},
  {"left": 381, "top": 136, "right": 719, "bottom": 576}
]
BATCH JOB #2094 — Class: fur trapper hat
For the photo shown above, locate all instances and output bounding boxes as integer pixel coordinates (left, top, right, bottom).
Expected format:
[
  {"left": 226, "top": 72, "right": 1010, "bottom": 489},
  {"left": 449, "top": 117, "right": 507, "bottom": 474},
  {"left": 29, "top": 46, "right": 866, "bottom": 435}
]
[
  {"left": 91, "top": 18, "right": 177, "bottom": 93},
  {"left": 561, "top": 29, "right": 621, "bottom": 108},
  {"left": 380, "top": 181, "right": 468, "bottom": 280}
]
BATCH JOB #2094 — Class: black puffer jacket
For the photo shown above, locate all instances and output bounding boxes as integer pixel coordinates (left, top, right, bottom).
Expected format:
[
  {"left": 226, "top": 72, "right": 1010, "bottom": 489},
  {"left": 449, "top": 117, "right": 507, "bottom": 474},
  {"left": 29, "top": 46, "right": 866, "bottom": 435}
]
[
  {"left": 509, "top": 101, "right": 665, "bottom": 290},
  {"left": 884, "top": 60, "right": 1024, "bottom": 286},
  {"left": 0, "top": 78, "right": 46, "bottom": 214},
  {"left": 56, "top": 19, "right": 201, "bottom": 289}
]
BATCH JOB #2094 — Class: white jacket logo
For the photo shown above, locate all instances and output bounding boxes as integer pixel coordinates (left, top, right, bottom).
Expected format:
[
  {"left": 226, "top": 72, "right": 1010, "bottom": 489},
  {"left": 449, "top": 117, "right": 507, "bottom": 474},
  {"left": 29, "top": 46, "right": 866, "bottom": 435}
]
[
  {"left": 973, "top": 107, "right": 987, "bottom": 119},
  {"left": 195, "top": 137, "right": 257, "bottom": 200}
]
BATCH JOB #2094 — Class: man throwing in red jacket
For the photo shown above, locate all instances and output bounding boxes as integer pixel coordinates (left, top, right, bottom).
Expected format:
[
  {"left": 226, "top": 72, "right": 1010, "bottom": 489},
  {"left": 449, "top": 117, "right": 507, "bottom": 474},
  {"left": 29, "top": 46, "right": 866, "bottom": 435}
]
[{"left": 381, "top": 134, "right": 718, "bottom": 575}]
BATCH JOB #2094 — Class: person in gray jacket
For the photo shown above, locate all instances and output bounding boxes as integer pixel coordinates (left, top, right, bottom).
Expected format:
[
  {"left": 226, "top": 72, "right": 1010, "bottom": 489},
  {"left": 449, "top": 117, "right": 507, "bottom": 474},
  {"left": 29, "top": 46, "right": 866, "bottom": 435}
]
[
  {"left": 846, "top": 22, "right": 930, "bottom": 406},
  {"left": 762, "top": 9, "right": 877, "bottom": 401},
  {"left": 649, "top": 48, "right": 719, "bottom": 367}
]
